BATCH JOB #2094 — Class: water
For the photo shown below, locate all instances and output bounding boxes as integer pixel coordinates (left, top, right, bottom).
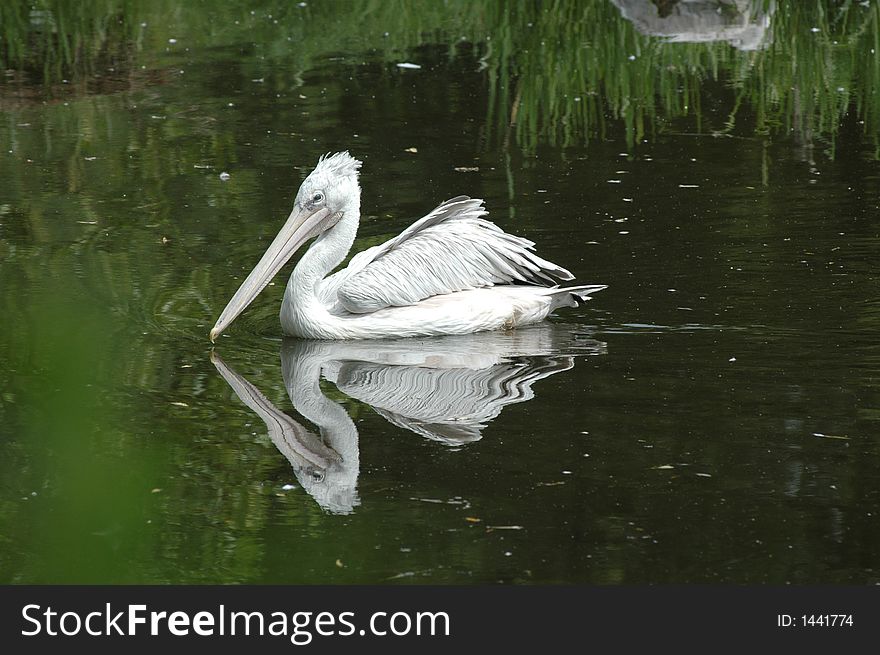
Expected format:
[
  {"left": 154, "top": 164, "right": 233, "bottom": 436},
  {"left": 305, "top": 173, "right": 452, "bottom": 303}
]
[{"left": 1, "top": 1, "right": 879, "bottom": 584}]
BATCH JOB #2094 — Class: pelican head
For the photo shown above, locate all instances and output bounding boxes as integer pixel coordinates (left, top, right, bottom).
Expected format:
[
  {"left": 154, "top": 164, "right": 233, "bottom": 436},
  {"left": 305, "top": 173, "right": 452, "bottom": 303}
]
[{"left": 210, "top": 152, "right": 362, "bottom": 341}]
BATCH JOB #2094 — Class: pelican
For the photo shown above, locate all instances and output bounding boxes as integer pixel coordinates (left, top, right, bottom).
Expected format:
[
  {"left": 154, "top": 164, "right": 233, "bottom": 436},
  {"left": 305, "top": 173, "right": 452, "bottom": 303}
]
[{"left": 210, "top": 152, "right": 606, "bottom": 341}]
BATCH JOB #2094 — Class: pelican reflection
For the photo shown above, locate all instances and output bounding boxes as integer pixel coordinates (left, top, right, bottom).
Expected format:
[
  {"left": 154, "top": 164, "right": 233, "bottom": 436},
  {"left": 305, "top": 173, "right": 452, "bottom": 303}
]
[{"left": 212, "top": 325, "right": 605, "bottom": 514}]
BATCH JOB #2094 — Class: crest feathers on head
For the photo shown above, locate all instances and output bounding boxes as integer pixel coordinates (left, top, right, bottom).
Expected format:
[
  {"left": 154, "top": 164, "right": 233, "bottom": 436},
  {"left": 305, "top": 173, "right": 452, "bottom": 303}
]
[{"left": 315, "top": 151, "right": 362, "bottom": 178}]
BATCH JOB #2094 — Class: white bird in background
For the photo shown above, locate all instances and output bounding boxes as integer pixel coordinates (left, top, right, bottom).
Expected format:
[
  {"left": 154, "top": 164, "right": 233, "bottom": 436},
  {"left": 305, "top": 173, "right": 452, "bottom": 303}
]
[{"left": 210, "top": 152, "right": 606, "bottom": 341}]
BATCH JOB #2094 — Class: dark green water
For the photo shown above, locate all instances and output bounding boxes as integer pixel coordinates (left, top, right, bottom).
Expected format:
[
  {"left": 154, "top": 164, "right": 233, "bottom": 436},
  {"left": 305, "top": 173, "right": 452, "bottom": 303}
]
[{"left": 1, "top": 1, "right": 879, "bottom": 584}]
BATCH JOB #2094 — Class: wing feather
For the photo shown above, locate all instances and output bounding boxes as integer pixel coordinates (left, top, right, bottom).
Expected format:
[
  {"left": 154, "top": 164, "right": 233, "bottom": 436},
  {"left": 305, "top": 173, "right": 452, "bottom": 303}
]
[{"left": 336, "top": 197, "right": 574, "bottom": 314}]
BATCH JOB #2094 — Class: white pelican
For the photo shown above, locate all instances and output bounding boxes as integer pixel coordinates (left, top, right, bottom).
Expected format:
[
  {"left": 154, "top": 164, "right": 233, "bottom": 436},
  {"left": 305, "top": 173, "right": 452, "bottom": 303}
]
[{"left": 210, "top": 152, "right": 606, "bottom": 340}]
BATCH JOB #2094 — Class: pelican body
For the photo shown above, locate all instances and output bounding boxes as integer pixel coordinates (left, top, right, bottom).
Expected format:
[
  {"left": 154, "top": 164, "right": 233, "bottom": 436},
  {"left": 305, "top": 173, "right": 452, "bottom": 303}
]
[{"left": 210, "top": 152, "right": 605, "bottom": 341}]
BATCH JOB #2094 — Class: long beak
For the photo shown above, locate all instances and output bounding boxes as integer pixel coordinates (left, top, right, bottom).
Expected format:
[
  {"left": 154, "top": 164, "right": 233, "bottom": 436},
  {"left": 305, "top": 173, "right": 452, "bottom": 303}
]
[
  {"left": 210, "top": 351, "right": 341, "bottom": 470},
  {"left": 210, "top": 205, "right": 333, "bottom": 341}
]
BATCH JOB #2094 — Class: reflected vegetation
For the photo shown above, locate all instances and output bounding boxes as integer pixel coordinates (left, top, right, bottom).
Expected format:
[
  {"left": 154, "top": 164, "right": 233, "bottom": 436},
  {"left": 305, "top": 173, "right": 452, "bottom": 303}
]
[
  {"left": 0, "top": 0, "right": 143, "bottom": 90},
  {"left": 1, "top": 0, "right": 878, "bottom": 153},
  {"left": 213, "top": 327, "right": 606, "bottom": 515}
]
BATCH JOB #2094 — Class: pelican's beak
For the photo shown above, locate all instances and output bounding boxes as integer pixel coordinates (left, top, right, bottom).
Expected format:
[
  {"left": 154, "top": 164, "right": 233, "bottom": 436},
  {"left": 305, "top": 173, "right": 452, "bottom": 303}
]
[{"left": 210, "top": 205, "right": 337, "bottom": 341}]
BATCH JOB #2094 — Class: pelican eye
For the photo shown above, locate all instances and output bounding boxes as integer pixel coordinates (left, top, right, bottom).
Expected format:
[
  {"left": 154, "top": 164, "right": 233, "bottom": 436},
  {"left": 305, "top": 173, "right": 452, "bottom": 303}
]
[
  {"left": 312, "top": 191, "right": 325, "bottom": 204},
  {"left": 303, "top": 465, "right": 325, "bottom": 483}
]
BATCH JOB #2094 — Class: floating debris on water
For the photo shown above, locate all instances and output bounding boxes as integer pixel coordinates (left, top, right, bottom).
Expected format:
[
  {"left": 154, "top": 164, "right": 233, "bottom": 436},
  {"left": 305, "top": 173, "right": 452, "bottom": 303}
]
[
  {"left": 281, "top": 484, "right": 296, "bottom": 491},
  {"left": 396, "top": 62, "right": 422, "bottom": 69},
  {"left": 409, "top": 497, "right": 470, "bottom": 507},
  {"left": 170, "top": 401, "right": 188, "bottom": 407},
  {"left": 812, "top": 432, "right": 850, "bottom": 440},
  {"left": 654, "top": 465, "right": 674, "bottom": 470},
  {"left": 404, "top": 147, "right": 418, "bottom": 153},
  {"left": 219, "top": 172, "right": 231, "bottom": 181}
]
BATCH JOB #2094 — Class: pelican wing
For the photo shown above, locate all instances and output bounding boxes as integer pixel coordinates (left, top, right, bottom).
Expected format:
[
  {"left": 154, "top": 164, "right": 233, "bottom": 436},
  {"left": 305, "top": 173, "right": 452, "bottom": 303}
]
[
  {"left": 334, "top": 196, "right": 575, "bottom": 314},
  {"left": 326, "top": 356, "right": 574, "bottom": 445}
]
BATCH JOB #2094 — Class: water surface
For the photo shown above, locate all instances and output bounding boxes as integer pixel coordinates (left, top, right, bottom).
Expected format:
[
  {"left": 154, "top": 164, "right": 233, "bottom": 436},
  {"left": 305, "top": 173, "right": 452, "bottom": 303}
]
[{"left": 1, "top": 0, "right": 878, "bottom": 584}]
